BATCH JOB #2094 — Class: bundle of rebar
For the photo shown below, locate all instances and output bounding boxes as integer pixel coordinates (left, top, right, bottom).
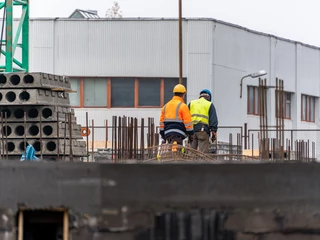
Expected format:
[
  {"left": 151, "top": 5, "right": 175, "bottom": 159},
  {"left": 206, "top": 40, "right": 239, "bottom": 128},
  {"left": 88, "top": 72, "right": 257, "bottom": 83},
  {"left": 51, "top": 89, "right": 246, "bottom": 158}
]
[{"left": 143, "top": 144, "right": 259, "bottom": 163}]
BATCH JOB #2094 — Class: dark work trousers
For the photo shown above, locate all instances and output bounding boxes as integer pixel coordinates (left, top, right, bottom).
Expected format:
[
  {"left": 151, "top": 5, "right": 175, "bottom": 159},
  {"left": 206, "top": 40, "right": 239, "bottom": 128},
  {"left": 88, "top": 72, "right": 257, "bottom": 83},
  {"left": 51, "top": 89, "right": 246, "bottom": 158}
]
[
  {"left": 166, "top": 135, "right": 183, "bottom": 145},
  {"left": 191, "top": 131, "right": 210, "bottom": 153}
]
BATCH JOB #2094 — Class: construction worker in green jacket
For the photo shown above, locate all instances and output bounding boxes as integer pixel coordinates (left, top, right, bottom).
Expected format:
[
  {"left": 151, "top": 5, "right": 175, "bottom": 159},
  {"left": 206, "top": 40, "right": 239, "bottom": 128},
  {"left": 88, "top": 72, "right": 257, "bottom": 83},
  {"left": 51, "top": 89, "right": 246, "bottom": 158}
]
[{"left": 188, "top": 89, "right": 218, "bottom": 153}]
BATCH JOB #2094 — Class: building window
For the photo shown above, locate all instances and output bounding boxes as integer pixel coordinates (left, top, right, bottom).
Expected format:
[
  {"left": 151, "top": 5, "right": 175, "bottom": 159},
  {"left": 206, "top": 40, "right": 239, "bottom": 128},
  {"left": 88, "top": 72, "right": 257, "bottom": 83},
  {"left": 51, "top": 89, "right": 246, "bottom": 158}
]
[
  {"left": 247, "top": 86, "right": 259, "bottom": 115},
  {"left": 138, "top": 78, "right": 161, "bottom": 107},
  {"left": 301, "top": 94, "right": 315, "bottom": 122},
  {"left": 69, "top": 78, "right": 81, "bottom": 107},
  {"left": 84, "top": 78, "right": 107, "bottom": 107},
  {"left": 69, "top": 77, "right": 186, "bottom": 108},
  {"left": 111, "top": 78, "right": 135, "bottom": 107},
  {"left": 276, "top": 91, "right": 291, "bottom": 119}
]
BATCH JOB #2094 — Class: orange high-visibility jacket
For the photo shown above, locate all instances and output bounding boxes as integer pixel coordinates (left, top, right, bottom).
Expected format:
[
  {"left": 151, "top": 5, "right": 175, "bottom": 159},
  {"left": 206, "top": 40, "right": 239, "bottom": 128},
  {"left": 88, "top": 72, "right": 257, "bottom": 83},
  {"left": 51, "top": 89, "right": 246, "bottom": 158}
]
[{"left": 159, "top": 96, "right": 194, "bottom": 139}]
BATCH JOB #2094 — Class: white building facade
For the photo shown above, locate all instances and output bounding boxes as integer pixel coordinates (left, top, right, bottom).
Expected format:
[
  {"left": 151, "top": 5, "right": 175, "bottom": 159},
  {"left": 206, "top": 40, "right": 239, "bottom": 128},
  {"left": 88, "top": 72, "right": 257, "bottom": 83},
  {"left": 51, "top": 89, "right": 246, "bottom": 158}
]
[{"left": 27, "top": 18, "right": 320, "bottom": 136}]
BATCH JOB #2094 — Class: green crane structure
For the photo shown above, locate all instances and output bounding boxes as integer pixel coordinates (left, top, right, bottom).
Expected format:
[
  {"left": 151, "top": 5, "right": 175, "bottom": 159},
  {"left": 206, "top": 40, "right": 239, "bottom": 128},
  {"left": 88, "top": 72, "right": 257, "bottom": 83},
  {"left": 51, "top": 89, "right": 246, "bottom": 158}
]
[{"left": 0, "top": 0, "right": 29, "bottom": 73}]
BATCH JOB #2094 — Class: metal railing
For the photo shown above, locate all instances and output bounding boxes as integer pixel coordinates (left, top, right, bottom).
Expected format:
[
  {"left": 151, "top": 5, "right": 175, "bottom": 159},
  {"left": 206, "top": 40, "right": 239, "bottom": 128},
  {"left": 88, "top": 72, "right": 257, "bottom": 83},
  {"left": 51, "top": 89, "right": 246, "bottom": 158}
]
[
  {"left": 247, "top": 129, "right": 319, "bottom": 162},
  {"left": 82, "top": 114, "right": 320, "bottom": 162},
  {"left": 82, "top": 116, "right": 244, "bottom": 161}
]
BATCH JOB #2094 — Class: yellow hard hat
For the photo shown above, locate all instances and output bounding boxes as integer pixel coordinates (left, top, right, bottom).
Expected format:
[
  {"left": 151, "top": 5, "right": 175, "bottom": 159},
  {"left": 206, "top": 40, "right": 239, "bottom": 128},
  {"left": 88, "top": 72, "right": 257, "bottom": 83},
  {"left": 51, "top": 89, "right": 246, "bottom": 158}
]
[{"left": 173, "top": 84, "right": 186, "bottom": 93}]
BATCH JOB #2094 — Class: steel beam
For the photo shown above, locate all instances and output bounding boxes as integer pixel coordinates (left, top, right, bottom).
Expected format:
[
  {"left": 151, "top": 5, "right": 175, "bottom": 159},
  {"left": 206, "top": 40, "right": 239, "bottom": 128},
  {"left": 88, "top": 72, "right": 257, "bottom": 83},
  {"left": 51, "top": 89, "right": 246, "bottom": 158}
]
[
  {"left": 0, "top": 0, "right": 29, "bottom": 73},
  {"left": 5, "top": 0, "right": 13, "bottom": 72}
]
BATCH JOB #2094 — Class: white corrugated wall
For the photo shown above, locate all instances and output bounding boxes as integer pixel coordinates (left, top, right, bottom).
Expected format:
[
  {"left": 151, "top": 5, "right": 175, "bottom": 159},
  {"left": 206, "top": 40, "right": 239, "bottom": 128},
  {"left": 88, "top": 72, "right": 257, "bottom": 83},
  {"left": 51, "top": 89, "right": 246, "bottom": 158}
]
[
  {"left": 27, "top": 18, "right": 320, "bottom": 133},
  {"left": 29, "top": 18, "right": 213, "bottom": 128}
]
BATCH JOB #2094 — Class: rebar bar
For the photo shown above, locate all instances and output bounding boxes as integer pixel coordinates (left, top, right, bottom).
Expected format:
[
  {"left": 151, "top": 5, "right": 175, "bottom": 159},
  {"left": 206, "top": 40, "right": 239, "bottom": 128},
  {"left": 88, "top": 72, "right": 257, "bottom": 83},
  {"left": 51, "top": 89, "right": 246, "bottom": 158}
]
[
  {"left": 86, "top": 112, "right": 89, "bottom": 160},
  {"left": 0, "top": 113, "right": 3, "bottom": 159},
  {"left": 5, "top": 112, "right": 8, "bottom": 160},
  {"left": 20, "top": 111, "right": 26, "bottom": 160},
  {"left": 39, "top": 113, "right": 43, "bottom": 160},
  {"left": 91, "top": 119, "right": 94, "bottom": 162},
  {"left": 134, "top": 118, "right": 138, "bottom": 159},
  {"left": 69, "top": 112, "right": 73, "bottom": 162},
  {"left": 105, "top": 119, "right": 108, "bottom": 149},
  {"left": 57, "top": 112, "right": 60, "bottom": 160},
  {"left": 118, "top": 116, "right": 121, "bottom": 160},
  {"left": 141, "top": 118, "right": 145, "bottom": 161},
  {"left": 114, "top": 116, "right": 118, "bottom": 162},
  {"left": 63, "top": 113, "right": 67, "bottom": 161}
]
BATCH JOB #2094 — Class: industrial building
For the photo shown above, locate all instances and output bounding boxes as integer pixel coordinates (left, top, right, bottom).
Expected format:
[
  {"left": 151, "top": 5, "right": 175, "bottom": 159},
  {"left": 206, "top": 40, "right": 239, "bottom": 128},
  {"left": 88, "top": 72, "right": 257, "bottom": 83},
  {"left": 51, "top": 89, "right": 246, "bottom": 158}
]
[
  {"left": 26, "top": 17, "right": 320, "bottom": 132},
  {"left": 1, "top": 9, "right": 320, "bottom": 239}
]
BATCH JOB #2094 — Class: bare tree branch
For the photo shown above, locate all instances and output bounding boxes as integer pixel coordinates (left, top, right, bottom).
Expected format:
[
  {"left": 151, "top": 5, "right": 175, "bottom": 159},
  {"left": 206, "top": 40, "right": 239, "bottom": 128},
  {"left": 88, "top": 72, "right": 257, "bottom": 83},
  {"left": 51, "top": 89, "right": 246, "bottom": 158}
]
[{"left": 106, "top": 1, "right": 123, "bottom": 18}]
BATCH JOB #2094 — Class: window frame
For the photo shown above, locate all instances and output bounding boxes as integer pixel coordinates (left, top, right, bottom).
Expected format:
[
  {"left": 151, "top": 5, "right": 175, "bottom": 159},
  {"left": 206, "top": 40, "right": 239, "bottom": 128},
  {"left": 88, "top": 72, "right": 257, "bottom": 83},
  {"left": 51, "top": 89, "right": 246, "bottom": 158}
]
[
  {"left": 301, "top": 94, "right": 316, "bottom": 123},
  {"left": 247, "top": 85, "right": 260, "bottom": 116},
  {"left": 69, "top": 78, "right": 81, "bottom": 107},
  {"left": 137, "top": 78, "right": 163, "bottom": 108},
  {"left": 83, "top": 77, "right": 108, "bottom": 107},
  {"left": 69, "top": 77, "right": 185, "bottom": 108},
  {"left": 111, "top": 77, "right": 136, "bottom": 108},
  {"left": 275, "top": 91, "right": 291, "bottom": 120},
  {"left": 69, "top": 77, "right": 109, "bottom": 108}
]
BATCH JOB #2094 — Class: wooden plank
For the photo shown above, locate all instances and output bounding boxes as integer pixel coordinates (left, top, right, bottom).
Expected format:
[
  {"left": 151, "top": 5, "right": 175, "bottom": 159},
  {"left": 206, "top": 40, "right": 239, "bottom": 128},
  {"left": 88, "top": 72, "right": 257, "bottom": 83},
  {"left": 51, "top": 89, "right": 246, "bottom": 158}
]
[
  {"left": 19, "top": 206, "right": 67, "bottom": 212},
  {"left": 51, "top": 88, "right": 77, "bottom": 93},
  {"left": 18, "top": 210, "right": 23, "bottom": 240},
  {"left": 63, "top": 210, "right": 69, "bottom": 240}
]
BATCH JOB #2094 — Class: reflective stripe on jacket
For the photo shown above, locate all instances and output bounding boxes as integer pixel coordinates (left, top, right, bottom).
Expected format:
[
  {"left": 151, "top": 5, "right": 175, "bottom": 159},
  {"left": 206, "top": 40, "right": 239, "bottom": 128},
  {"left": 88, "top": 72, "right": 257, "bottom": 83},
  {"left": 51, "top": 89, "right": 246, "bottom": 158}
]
[
  {"left": 189, "top": 97, "right": 212, "bottom": 125},
  {"left": 159, "top": 96, "right": 194, "bottom": 139}
]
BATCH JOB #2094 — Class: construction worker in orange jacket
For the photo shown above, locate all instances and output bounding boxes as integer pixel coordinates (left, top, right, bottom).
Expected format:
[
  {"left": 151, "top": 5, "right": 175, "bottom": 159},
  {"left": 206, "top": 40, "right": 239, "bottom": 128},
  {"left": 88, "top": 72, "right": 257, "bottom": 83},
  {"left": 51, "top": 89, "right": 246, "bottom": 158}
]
[{"left": 159, "top": 84, "right": 194, "bottom": 145}]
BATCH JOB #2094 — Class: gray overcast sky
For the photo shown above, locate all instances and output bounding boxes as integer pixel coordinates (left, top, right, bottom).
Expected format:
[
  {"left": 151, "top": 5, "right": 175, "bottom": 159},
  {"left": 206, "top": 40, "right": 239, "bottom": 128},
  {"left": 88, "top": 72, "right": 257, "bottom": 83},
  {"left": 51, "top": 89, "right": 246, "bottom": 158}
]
[{"left": 29, "top": 0, "right": 319, "bottom": 46}]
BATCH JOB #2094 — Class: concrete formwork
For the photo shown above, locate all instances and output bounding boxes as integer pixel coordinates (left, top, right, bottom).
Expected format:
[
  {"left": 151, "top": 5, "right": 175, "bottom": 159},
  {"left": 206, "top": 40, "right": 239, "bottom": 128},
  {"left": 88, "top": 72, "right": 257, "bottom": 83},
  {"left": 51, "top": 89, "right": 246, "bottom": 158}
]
[
  {"left": 0, "top": 139, "right": 86, "bottom": 156},
  {"left": 0, "top": 122, "right": 82, "bottom": 139},
  {"left": 0, "top": 89, "right": 70, "bottom": 106},
  {"left": 0, "top": 72, "right": 71, "bottom": 90},
  {"left": 0, "top": 106, "right": 77, "bottom": 123},
  {"left": 0, "top": 162, "right": 318, "bottom": 239}
]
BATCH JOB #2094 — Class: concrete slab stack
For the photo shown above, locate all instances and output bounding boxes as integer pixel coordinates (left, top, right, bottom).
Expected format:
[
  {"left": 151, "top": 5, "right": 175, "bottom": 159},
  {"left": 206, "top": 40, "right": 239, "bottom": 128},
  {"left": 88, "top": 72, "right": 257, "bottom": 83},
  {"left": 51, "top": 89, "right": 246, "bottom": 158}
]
[{"left": 0, "top": 72, "right": 86, "bottom": 161}]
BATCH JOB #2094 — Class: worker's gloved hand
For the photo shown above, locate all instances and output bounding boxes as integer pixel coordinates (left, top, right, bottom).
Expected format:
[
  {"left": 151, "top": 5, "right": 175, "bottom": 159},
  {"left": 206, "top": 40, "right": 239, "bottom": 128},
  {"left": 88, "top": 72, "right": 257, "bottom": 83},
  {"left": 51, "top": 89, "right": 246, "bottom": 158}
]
[
  {"left": 211, "top": 132, "right": 217, "bottom": 143},
  {"left": 161, "top": 139, "right": 166, "bottom": 144},
  {"left": 188, "top": 134, "right": 194, "bottom": 143}
]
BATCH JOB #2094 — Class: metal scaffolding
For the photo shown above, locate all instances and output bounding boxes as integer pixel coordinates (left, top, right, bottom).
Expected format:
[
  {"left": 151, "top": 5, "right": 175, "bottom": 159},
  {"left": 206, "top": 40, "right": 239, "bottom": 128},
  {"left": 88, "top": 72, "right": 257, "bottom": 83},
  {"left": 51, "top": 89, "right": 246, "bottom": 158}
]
[{"left": 0, "top": 0, "right": 29, "bottom": 72}]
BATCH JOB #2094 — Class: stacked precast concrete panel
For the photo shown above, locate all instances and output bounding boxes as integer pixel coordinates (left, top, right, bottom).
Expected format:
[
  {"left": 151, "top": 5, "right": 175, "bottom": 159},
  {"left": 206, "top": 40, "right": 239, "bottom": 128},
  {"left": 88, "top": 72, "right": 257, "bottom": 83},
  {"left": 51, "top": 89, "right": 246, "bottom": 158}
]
[{"left": 0, "top": 72, "right": 86, "bottom": 161}]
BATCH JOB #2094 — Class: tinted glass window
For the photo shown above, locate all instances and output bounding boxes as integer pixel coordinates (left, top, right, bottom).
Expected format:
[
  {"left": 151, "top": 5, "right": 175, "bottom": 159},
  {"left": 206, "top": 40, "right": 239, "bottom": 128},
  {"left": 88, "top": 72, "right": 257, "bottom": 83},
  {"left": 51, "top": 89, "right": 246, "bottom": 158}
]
[
  {"left": 111, "top": 78, "right": 135, "bottom": 107},
  {"left": 138, "top": 78, "right": 161, "bottom": 106}
]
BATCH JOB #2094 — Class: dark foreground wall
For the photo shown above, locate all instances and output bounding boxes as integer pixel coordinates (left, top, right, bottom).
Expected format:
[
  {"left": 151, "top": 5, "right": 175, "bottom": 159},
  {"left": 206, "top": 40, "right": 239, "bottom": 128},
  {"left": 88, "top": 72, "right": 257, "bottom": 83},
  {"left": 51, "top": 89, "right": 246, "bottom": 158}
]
[{"left": 1, "top": 161, "right": 320, "bottom": 239}]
